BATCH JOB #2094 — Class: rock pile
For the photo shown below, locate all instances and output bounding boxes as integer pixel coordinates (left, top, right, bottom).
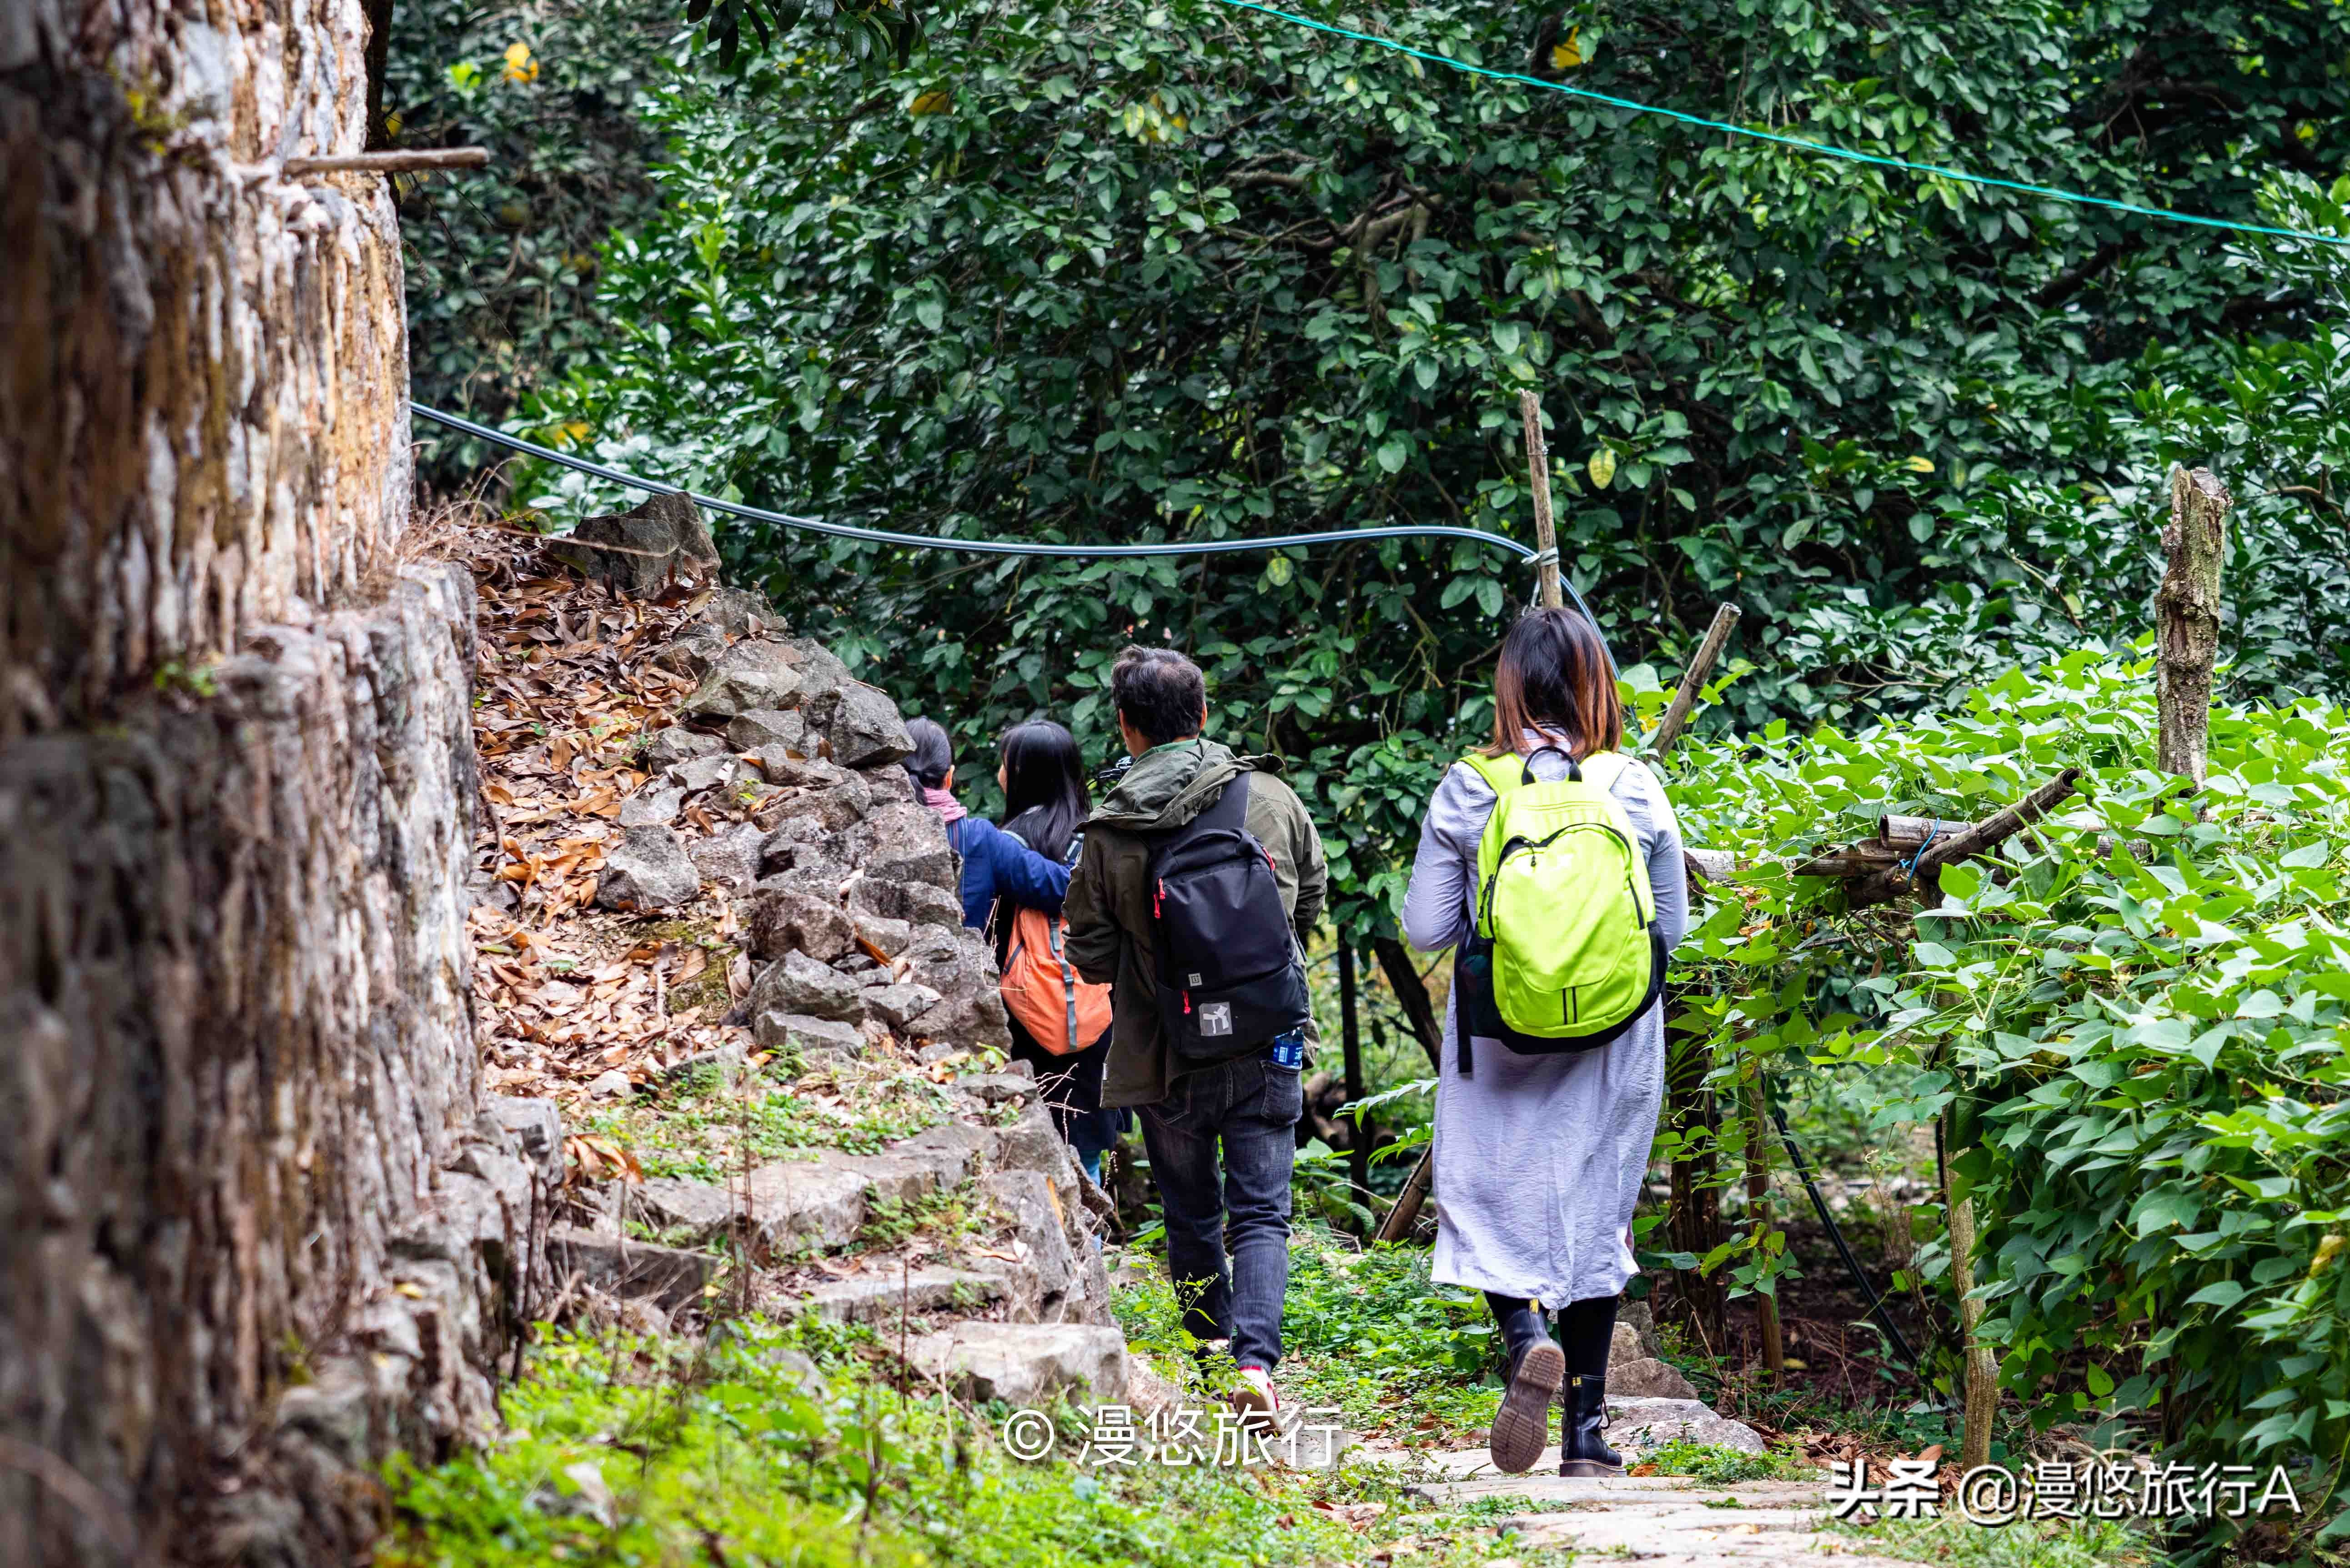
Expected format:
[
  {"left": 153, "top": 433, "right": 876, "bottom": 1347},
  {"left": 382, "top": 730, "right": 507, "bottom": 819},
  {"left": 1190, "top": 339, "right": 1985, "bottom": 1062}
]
[
  {"left": 510, "top": 550, "right": 1145, "bottom": 1412},
  {"left": 589, "top": 586, "right": 1012, "bottom": 1060}
]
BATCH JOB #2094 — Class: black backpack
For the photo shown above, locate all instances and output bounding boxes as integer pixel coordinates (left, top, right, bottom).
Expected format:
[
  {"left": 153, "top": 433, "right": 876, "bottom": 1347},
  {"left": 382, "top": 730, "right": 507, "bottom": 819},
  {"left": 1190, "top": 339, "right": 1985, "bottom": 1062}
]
[{"left": 1147, "top": 772, "right": 1311, "bottom": 1064}]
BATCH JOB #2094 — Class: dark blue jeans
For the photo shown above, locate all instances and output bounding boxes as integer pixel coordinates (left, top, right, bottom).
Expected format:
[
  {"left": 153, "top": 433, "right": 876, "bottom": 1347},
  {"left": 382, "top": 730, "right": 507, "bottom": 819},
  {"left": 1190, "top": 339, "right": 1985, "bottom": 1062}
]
[{"left": 1138, "top": 1050, "right": 1302, "bottom": 1371}]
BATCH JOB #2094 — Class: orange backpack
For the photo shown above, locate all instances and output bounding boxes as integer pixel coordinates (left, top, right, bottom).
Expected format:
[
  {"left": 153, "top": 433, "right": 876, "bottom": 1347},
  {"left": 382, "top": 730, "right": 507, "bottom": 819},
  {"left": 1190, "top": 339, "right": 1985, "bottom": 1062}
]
[{"left": 999, "top": 903, "right": 1113, "bottom": 1056}]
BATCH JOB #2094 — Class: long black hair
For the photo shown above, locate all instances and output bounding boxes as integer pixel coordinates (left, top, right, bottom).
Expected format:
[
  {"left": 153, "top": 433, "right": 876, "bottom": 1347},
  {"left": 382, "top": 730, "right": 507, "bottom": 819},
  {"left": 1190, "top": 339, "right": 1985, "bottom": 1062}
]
[
  {"left": 902, "top": 718, "right": 954, "bottom": 790},
  {"left": 997, "top": 719, "right": 1089, "bottom": 863}
]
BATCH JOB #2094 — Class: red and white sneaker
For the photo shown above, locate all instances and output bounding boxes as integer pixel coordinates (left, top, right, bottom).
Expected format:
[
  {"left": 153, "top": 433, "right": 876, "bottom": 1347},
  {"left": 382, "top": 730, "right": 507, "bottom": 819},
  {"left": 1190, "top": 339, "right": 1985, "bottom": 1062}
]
[{"left": 1230, "top": 1364, "right": 1282, "bottom": 1430}]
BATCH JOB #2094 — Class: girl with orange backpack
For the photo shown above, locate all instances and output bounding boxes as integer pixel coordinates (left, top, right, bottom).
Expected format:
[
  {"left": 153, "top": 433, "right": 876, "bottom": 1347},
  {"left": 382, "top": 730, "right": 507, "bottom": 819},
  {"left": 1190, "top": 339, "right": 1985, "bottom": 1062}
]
[{"left": 906, "top": 719, "right": 1127, "bottom": 1182}]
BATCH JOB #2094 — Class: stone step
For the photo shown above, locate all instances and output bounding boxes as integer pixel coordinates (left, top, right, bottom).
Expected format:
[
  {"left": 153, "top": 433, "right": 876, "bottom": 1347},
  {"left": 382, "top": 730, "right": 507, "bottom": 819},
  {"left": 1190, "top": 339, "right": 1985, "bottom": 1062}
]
[
  {"left": 545, "top": 1226, "right": 719, "bottom": 1314},
  {"left": 903, "top": 1322, "right": 1132, "bottom": 1407},
  {"left": 1414, "top": 1398, "right": 1766, "bottom": 1495},
  {"left": 1490, "top": 1491, "right": 1918, "bottom": 1568},
  {"left": 799, "top": 1266, "right": 1011, "bottom": 1323},
  {"left": 620, "top": 1117, "right": 1009, "bottom": 1260}
]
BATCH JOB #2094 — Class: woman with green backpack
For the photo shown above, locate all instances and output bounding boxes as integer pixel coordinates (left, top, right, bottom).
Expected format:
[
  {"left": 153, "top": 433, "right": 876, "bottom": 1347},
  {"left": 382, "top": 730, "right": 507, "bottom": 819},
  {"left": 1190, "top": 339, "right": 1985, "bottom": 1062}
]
[{"left": 1401, "top": 606, "right": 1689, "bottom": 1478}]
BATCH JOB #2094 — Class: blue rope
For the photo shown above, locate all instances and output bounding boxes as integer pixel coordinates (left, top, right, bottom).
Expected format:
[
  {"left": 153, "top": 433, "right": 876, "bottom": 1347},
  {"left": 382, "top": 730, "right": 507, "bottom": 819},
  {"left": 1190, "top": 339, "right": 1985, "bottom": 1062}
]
[
  {"left": 1209, "top": 0, "right": 2350, "bottom": 249},
  {"left": 1901, "top": 819, "right": 1954, "bottom": 881}
]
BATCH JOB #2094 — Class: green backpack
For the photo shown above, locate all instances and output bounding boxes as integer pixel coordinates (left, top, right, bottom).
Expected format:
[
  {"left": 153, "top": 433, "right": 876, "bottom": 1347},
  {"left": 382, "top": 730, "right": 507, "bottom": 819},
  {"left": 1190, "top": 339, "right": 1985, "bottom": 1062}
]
[{"left": 1452, "top": 746, "right": 1665, "bottom": 1076}]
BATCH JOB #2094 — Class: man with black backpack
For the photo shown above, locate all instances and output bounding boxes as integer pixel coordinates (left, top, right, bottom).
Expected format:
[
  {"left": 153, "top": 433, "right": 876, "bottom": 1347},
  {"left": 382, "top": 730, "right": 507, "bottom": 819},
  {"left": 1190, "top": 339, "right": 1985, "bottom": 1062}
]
[{"left": 1064, "top": 645, "right": 1326, "bottom": 1425}]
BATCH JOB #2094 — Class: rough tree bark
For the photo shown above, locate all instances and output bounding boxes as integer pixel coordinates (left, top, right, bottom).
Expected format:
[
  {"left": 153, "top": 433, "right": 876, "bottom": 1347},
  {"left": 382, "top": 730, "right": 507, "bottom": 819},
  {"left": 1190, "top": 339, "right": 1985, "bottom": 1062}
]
[
  {"left": 2156, "top": 466, "right": 2231, "bottom": 786},
  {"left": 1944, "top": 1110, "right": 2000, "bottom": 1474},
  {"left": 0, "top": 1, "right": 536, "bottom": 1563}
]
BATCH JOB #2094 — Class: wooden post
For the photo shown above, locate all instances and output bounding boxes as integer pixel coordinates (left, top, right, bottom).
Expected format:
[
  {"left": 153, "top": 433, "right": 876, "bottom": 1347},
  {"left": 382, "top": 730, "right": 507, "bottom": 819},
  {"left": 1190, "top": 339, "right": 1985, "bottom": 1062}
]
[
  {"left": 1375, "top": 1152, "right": 1434, "bottom": 1245},
  {"left": 1519, "top": 391, "right": 1564, "bottom": 611},
  {"left": 1651, "top": 603, "right": 1741, "bottom": 762},
  {"left": 282, "top": 147, "right": 490, "bottom": 176},
  {"left": 1339, "top": 942, "right": 1371, "bottom": 1225},
  {"left": 1944, "top": 1107, "right": 2000, "bottom": 1471},
  {"left": 1367, "top": 936, "right": 1443, "bottom": 1245},
  {"left": 1745, "top": 1061, "right": 1784, "bottom": 1377},
  {"left": 2156, "top": 465, "right": 2231, "bottom": 786},
  {"left": 1665, "top": 1016, "right": 1726, "bottom": 1348}
]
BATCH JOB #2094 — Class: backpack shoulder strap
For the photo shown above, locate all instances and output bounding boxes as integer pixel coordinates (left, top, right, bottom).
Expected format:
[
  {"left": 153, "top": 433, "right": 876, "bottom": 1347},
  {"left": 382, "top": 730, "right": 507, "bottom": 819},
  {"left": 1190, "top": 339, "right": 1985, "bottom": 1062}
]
[
  {"left": 1577, "top": 750, "right": 1634, "bottom": 793},
  {"left": 1191, "top": 769, "right": 1251, "bottom": 834},
  {"left": 1459, "top": 752, "right": 1520, "bottom": 794}
]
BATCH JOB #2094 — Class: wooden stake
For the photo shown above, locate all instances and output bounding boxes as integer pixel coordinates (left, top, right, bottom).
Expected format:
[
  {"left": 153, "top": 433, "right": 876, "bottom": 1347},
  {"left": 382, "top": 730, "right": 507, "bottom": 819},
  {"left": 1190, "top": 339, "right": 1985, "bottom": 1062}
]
[
  {"left": 1665, "top": 1015, "right": 1726, "bottom": 1349},
  {"left": 2156, "top": 465, "right": 2231, "bottom": 786},
  {"left": 1944, "top": 1110, "right": 1999, "bottom": 1471},
  {"left": 1366, "top": 938, "right": 1442, "bottom": 1245},
  {"left": 1651, "top": 603, "right": 1741, "bottom": 763},
  {"left": 1519, "top": 391, "right": 1564, "bottom": 611},
  {"left": 1375, "top": 1151, "right": 1435, "bottom": 1245},
  {"left": 284, "top": 147, "right": 490, "bottom": 176}
]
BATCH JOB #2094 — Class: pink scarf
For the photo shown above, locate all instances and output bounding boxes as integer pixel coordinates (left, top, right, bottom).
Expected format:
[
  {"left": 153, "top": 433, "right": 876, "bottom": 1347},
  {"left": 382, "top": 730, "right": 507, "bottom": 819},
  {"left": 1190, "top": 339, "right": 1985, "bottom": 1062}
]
[{"left": 921, "top": 786, "right": 967, "bottom": 825}]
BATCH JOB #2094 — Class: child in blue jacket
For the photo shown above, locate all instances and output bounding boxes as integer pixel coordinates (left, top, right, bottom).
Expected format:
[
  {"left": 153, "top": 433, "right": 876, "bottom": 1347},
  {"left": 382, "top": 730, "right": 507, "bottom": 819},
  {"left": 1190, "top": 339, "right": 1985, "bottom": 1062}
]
[{"left": 905, "top": 718, "right": 1130, "bottom": 1182}]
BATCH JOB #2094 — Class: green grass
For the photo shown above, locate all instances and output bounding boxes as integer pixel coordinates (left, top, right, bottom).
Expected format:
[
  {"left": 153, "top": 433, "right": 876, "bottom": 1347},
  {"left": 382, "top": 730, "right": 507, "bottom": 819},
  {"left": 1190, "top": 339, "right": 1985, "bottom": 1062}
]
[
  {"left": 382, "top": 1317, "right": 1590, "bottom": 1568},
  {"left": 577, "top": 1062, "right": 955, "bottom": 1182},
  {"left": 1110, "top": 1226, "right": 1506, "bottom": 1442},
  {"left": 859, "top": 1180, "right": 989, "bottom": 1254},
  {"left": 1634, "top": 1439, "right": 1815, "bottom": 1484},
  {"left": 1824, "top": 1512, "right": 2153, "bottom": 1568}
]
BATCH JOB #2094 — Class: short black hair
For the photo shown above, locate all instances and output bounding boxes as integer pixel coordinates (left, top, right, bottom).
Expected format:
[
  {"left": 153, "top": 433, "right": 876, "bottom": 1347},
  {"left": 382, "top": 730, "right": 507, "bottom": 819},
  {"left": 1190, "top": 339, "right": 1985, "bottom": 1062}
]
[{"left": 1110, "top": 646, "right": 1206, "bottom": 748}]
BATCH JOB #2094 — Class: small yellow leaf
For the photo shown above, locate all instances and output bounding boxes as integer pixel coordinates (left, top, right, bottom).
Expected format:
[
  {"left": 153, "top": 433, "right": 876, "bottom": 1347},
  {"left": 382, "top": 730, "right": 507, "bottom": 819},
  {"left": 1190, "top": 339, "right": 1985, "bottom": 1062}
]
[
  {"left": 501, "top": 42, "right": 538, "bottom": 83},
  {"left": 1552, "top": 26, "right": 1583, "bottom": 71},
  {"left": 1588, "top": 447, "right": 1617, "bottom": 489},
  {"left": 394, "top": 1281, "right": 425, "bottom": 1298},
  {"left": 1902, "top": 456, "right": 1934, "bottom": 474},
  {"left": 909, "top": 89, "right": 953, "bottom": 116},
  {"left": 2314, "top": 1233, "right": 2346, "bottom": 1277}
]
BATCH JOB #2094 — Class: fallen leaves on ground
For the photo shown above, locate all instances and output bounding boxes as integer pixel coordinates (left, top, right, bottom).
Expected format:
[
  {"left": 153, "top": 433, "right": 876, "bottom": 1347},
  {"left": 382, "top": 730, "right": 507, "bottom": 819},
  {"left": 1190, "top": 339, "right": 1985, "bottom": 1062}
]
[{"left": 462, "top": 524, "right": 752, "bottom": 1113}]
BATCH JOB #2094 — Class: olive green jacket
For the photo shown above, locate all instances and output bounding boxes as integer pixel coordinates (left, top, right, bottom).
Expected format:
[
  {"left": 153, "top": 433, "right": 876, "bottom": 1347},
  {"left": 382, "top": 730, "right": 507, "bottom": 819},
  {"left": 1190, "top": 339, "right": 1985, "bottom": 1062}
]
[{"left": 1065, "top": 738, "right": 1326, "bottom": 1110}]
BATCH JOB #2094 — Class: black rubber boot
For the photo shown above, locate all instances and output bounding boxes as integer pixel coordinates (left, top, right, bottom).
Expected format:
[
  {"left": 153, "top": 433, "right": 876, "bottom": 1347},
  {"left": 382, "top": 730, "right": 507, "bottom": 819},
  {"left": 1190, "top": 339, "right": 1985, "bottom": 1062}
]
[
  {"left": 1557, "top": 1294, "right": 1623, "bottom": 1477},
  {"left": 1484, "top": 1293, "right": 1563, "bottom": 1475}
]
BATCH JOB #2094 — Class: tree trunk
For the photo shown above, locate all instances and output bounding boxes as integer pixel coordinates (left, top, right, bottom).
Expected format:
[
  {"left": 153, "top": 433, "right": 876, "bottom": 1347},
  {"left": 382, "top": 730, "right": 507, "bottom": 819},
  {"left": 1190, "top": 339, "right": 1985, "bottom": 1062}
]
[
  {"left": 1943, "top": 1140, "right": 2000, "bottom": 1472},
  {"left": 0, "top": 2, "right": 524, "bottom": 1563},
  {"left": 2155, "top": 466, "right": 2231, "bottom": 786},
  {"left": 1338, "top": 942, "right": 1370, "bottom": 1222}
]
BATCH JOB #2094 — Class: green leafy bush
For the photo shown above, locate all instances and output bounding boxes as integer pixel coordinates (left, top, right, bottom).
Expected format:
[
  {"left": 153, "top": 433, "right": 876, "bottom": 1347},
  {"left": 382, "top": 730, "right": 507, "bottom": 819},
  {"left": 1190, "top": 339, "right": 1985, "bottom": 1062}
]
[{"left": 1668, "top": 646, "right": 2350, "bottom": 1535}]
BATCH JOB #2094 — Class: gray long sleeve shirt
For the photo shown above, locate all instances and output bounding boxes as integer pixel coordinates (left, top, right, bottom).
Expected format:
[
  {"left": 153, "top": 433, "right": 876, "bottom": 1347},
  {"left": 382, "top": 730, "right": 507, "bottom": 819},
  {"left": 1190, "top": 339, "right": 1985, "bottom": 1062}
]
[{"left": 1400, "top": 744, "right": 1687, "bottom": 1307}]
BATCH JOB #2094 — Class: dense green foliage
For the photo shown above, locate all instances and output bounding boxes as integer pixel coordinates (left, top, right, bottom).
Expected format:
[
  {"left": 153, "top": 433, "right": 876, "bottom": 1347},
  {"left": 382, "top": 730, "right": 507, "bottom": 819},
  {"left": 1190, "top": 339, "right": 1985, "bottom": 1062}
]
[
  {"left": 387, "top": 0, "right": 673, "bottom": 476},
  {"left": 387, "top": 0, "right": 2350, "bottom": 1538},
  {"left": 465, "top": 0, "right": 2350, "bottom": 933},
  {"left": 1670, "top": 647, "right": 2350, "bottom": 1539}
]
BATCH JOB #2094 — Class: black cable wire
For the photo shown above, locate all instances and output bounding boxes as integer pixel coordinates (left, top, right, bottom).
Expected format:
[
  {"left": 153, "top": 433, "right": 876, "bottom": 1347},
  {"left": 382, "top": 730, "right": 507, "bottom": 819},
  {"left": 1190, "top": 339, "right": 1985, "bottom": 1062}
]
[
  {"left": 410, "top": 403, "right": 1622, "bottom": 665},
  {"left": 1768, "top": 1096, "right": 1937, "bottom": 1391},
  {"left": 412, "top": 403, "right": 1537, "bottom": 563}
]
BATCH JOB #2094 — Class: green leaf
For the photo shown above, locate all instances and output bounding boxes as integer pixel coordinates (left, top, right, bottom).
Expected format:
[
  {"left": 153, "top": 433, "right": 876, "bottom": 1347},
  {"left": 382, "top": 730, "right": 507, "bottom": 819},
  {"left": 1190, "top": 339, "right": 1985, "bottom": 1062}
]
[
  {"left": 1376, "top": 435, "right": 1411, "bottom": 474},
  {"left": 2184, "top": 1280, "right": 2247, "bottom": 1310}
]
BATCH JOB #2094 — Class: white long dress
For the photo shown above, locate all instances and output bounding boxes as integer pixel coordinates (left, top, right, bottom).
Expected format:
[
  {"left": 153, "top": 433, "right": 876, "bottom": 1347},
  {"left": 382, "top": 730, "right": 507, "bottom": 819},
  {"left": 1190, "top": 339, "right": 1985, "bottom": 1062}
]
[{"left": 1400, "top": 744, "right": 1689, "bottom": 1308}]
